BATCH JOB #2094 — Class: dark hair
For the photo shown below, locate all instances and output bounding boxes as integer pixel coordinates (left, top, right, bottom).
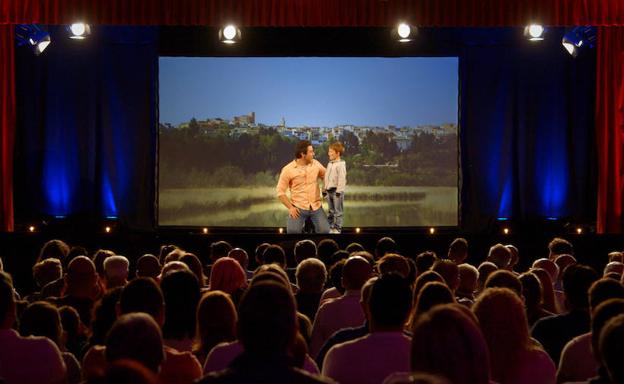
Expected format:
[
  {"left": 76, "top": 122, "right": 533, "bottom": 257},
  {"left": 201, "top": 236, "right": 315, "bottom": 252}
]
[
  {"left": 294, "top": 140, "right": 312, "bottom": 159},
  {"left": 599, "top": 314, "right": 624, "bottom": 383},
  {"left": 294, "top": 239, "right": 317, "bottom": 264},
  {"left": 415, "top": 251, "right": 438, "bottom": 275},
  {"left": 119, "top": 278, "right": 164, "bottom": 320},
  {"left": 589, "top": 278, "right": 624, "bottom": 311},
  {"left": 136, "top": 254, "right": 161, "bottom": 279},
  {"left": 180, "top": 253, "right": 205, "bottom": 287},
  {"left": 591, "top": 299, "right": 624, "bottom": 364},
  {"left": 37, "top": 239, "right": 70, "bottom": 264},
  {"left": 519, "top": 272, "right": 542, "bottom": 309},
  {"left": 161, "top": 270, "right": 200, "bottom": 340},
  {"left": 254, "top": 243, "right": 271, "bottom": 265},
  {"left": 19, "top": 301, "right": 62, "bottom": 346},
  {"left": 59, "top": 305, "right": 81, "bottom": 339},
  {"left": 330, "top": 250, "right": 350, "bottom": 266},
  {"left": 346, "top": 242, "right": 366, "bottom": 254},
  {"left": 106, "top": 313, "right": 165, "bottom": 373},
  {"left": 548, "top": 237, "right": 574, "bottom": 256},
  {"left": 67, "top": 245, "right": 89, "bottom": 267},
  {"left": 369, "top": 273, "right": 413, "bottom": 328},
  {"left": 415, "top": 282, "right": 455, "bottom": 317},
  {"left": 93, "top": 249, "right": 116, "bottom": 276},
  {"left": 563, "top": 264, "right": 599, "bottom": 310},
  {"left": 158, "top": 245, "right": 178, "bottom": 265},
  {"left": 238, "top": 281, "right": 296, "bottom": 353},
  {"left": 328, "top": 259, "right": 346, "bottom": 294},
  {"left": 210, "top": 241, "right": 233, "bottom": 262},
  {"left": 318, "top": 239, "right": 340, "bottom": 266},
  {"left": 485, "top": 270, "right": 522, "bottom": 297},
  {"left": 263, "top": 245, "right": 286, "bottom": 267},
  {"left": 375, "top": 237, "right": 397, "bottom": 260},
  {"left": 0, "top": 271, "right": 14, "bottom": 324},
  {"left": 448, "top": 238, "right": 468, "bottom": 261}
]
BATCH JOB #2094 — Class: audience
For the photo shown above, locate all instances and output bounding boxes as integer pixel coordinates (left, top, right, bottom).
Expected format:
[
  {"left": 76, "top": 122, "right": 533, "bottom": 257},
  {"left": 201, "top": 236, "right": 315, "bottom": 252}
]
[
  {"left": 193, "top": 291, "right": 237, "bottom": 364},
  {"left": 448, "top": 237, "right": 468, "bottom": 264},
  {"left": 102, "top": 255, "right": 129, "bottom": 290},
  {"left": 295, "top": 258, "right": 327, "bottom": 322},
  {"left": 135, "top": 254, "right": 161, "bottom": 280},
  {"left": 598, "top": 313, "right": 624, "bottom": 383},
  {"left": 161, "top": 270, "right": 200, "bottom": 352},
  {"left": 456, "top": 263, "right": 478, "bottom": 305}
]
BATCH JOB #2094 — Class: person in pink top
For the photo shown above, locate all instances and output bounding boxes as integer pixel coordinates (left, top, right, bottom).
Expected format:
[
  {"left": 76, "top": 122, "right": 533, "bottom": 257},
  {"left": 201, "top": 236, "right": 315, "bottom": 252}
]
[{"left": 276, "top": 140, "right": 330, "bottom": 234}]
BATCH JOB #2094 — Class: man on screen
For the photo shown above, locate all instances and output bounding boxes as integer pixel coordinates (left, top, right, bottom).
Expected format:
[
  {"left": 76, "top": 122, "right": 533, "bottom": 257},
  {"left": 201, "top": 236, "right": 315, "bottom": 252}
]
[{"left": 276, "top": 140, "right": 330, "bottom": 234}]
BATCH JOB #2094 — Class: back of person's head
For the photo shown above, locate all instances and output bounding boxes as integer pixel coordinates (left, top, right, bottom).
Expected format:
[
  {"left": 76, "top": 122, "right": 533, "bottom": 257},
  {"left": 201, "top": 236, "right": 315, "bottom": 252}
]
[
  {"left": 346, "top": 242, "right": 366, "bottom": 254},
  {"left": 599, "top": 314, "right": 624, "bottom": 383},
  {"left": 432, "top": 259, "right": 460, "bottom": 292},
  {"left": 318, "top": 238, "right": 340, "bottom": 266},
  {"left": 98, "top": 359, "right": 159, "bottom": 384},
  {"left": 263, "top": 244, "right": 286, "bottom": 268},
  {"left": 519, "top": 272, "right": 543, "bottom": 309},
  {"left": 413, "top": 270, "right": 445, "bottom": 301},
  {"left": 411, "top": 304, "right": 490, "bottom": 384},
  {"left": 484, "top": 270, "right": 522, "bottom": 297},
  {"left": 195, "top": 291, "right": 237, "bottom": 356},
  {"left": 375, "top": 237, "right": 397, "bottom": 260},
  {"left": 360, "top": 277, "right": 378, "bottom": 316},
  {"left": 103, "top": 255, "right": 129, "bottom": 288},
  {"left": 209, "top": 257, "right": 247, "bottom": 294},
  {"left": 32, "top": 258, "right": 62, "bottom": 289},
  {"left": 448, "top": 238, "right": 468, "bottom": 264},
  {"left": 530, "top": 267, "right": 558, "bottom": 313},
  {"left": 563, "top": 264, "right": 599, "bottom": 310},
  {"left": 67, "top": 245, "right": 88, "bottom": 266},
  {"left": 342, "top": 256, "right": 373, "bottom": 291},
  {"left": 93, "top": 249, "right": 116, "bottom": 277},
  {"left": 136, "top": 254, "right": 161, "bottom": 280},
  {"left": 548, "top": 237, "right": 574, "bottom": 258},
  {"left": 180, "top": 253, "right": 206, "bottom": 287},
  {"left": 254, "top": 242, "right": 271, "bottom": 266},
  {"left": 164, "top": 248, "right": 186, "bottom": 264},
  {"left": 119, "top": 277, "right": 164, "bottom": 321},
  {"left": 328, "top": 259, "right": 346, "bottom": 294},
  {"left": 90, "top": 287, "right": 123, "bottom": 346},
  {"left": 477, "top": 261, "right": 498, "bottom": 291},
  {"left": 554, "top": 254, "right": 577, "bottom": 280},
  {"left": 505, "top": 244, "right": 519, "bottom": 269},
  {"left": 210, "top": 240, "right": 233, "bottom": 262},
  {"left": 161, "top": 261, "right": 190, "bottom": 277},
  {"left": 609, "top": 251, "right": 624, "bottom": 263},
  {"left": 473, "top": 288, "right": 531, "bottom": 382},
  {"left": 228, "top": 248, "right": 249, "bottom": 271},
  {"left": 37, "top": 239, "right": 70, "bottom": 264},
  {"left": 19, "top": 301, "right": 62, "bottom": 346},
  {"left": 487, "top": 244, "right": 512, "bottom": 269},
  {"left": 369, "top": 273, "right": 412, "bottom": 330},
  {"left": 377, "top": 254, "right": 410, "bottom": 278},
  {"left": 294, "top": 239, "right": 317, "bottom": 264},
  {"left": 66, "top": 256, "right": 98, "bottom": 293},
  {"left": 106, "top": 313, "right": 165, "bottom": 373},
  {"left": 59, "top": 305, "right": 81, "bottom": 340},
  {"left": 161, "top": 270, "right": 200, "bottom": 340},
  {"left": 588, "top": 278, "right": 624, "bottom": 312},
  {"left": 591, "top": 299, "right": 624, "bottom": 366},
  {"left": 532, "top": 258, "right": 559, "bottom": 283},
  {"left": 295, "top": 258, "right": 327, "bottom": 293},
  {"left": 414, "top": 282, "right": 455, "bottom": 319},
  {"left": 415, "top": 251, "right": 438, "bottom": 275},
  {"left": 604, "top": 261, "right": 624, "bottom": 277},
  {"left": 237, "top": 281, "right": 296, "bottom": 354},
  {"left": 0, "top": 272, "right": 14, "bottom": 328},
  {"left": 457, "top": 263, "right": 479, "bottom": 296},
  {"left": 330, "top": 250, "right": 350, "bottom": 266}
]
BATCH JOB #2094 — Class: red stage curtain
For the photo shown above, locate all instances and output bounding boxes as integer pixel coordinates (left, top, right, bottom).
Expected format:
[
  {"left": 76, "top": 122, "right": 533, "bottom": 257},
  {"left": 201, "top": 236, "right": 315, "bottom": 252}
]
[
  {"left": 0, "top": 25, "right": 14, "bottom": 232},
  {"left": 596, "top": 27, "right": 624, "bottom": 233},
  {"left": 1, "top": 0, "right": 623, "bottom": 27}
]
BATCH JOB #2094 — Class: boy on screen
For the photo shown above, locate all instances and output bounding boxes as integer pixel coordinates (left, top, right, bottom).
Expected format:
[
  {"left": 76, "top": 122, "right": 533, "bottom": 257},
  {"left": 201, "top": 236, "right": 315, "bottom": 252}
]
[{"left": 323, "top": 142, "right": 347, "bottom": 234}]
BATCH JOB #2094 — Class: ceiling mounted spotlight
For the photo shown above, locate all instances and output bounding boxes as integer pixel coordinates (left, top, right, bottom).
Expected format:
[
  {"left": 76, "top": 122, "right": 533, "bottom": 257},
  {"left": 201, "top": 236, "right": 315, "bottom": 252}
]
[
  {"left": 68, "top": 22, "right": 91, "bottom": 40},
  {"left": 15, "top": 25, "right": 51, "bottom": 55},
  {"left": 562, "top": 26, "right": 596, "bottom": 57},
  {"left": 393, "top": 22, "right": 417, "bottom": 43},
  {"left": 219, "top": 25, "right": 241, "bottom": 44},
  {"left": 524, "top": 24, "right": 545, "bottom": 41}
]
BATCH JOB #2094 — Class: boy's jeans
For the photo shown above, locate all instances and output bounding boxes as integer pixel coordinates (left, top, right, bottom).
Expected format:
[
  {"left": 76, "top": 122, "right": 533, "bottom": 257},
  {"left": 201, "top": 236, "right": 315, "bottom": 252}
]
[{"left": 326, "top": 190, "right": 344, "bottom": 231}]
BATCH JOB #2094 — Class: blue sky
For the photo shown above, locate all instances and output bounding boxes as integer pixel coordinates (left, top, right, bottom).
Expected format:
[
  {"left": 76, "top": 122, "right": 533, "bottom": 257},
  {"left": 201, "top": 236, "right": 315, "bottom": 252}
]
[{"left": 159, "top": 57, "right": 458, "bottom": 127}]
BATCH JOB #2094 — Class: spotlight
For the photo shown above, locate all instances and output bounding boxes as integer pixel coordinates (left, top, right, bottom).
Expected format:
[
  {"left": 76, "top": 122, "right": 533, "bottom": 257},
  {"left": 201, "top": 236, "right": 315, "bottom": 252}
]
[
  {"left": 503, "top": 227, "right": 510, "bottom": 235},
  {"left": 524, "top": 24, "right": 545, "bottom": 41},
  {"left": 393, "top": 22, "right": 416, "bottom": 43},
  {"left": 28, "top": 225, "right": 36, "bottom": 233},
  {"left": 355, "top": 227, "right": 361, "bottom": 234},
  {"left": 67, "top": 22, "right": 91, "bottom": 40},
  {"left": 202, "top": 228, "right": 208, "bottom": 234},
  {"left": 219, "top": 25, "right": 241, "bottom": 44},
  {"left": 15, "top": 25, "right": 51, "bottom": 55},
  {"left": 104, "top": 226, "right": 111, "bottom": 233},
  {"left": 429, "top": 227, "right": 435, "bottom": 234},
  {"left": 562, "top": 26, "right": 596, "bottom": 57},
  {"left": 278, "top": 227, "right": 284, "bottom": 234},
  {"left": 576, "top": 227, "right": 583, "bottom": 234}
]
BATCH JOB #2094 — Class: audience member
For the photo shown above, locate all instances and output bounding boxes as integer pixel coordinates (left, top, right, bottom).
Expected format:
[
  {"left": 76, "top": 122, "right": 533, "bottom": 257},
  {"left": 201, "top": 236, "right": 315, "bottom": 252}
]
[
  {"left": 519, "top": 272, "right": 554, "bottom": 327},
  {"left": 296, "top": 258, "right": 327, "bottom": 322},
  {"left": 548, "top": 238, "right": 574, "bottom": 260},
  {"left": 457, "top": 263, "right": 478, "bottom": 305},
  {"left": 484, "top": 269, "right": 522, "bottom": 297},
  {"left": 136, "top": 254, "right": 161, "bottom": 280},
  {"left": 193, "top": 291, "right": 237, "bottom": 364},
  {"left": 102, "top": 255, "right": 129, "bottom": 290},
  {"left": 448, "top": 238, "right": 468, "bottom": 264},
  {"left": 375, "top": 237, "right": 397, "bottom": 261},
  {"left": 161, "top": 270, "right": 200, "bottom": 352},
  {"left": 486, "top": 243, "right": 512, "bottom": 270}
]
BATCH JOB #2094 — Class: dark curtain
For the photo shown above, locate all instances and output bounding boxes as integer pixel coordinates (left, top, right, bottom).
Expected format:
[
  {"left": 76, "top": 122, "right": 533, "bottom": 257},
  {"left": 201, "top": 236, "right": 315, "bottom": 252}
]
[
  {"left": 0, "top": 25, "right": 14, "bottom": 231},
  {"left": 596, "top": 27, "right": 624, "bottom": 233},
  {"left": 2, "top": 0, "right": 623, "bottom": 27},
  {"left": 14, "top": 27, "right": 158, "bottom": 229},
  {"left": 460, "top": 29, "right": 596, "bottom": 231}
]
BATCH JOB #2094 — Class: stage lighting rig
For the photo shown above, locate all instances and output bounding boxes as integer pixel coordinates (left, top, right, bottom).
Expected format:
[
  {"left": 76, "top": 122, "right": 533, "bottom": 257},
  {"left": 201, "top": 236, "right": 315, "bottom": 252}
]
[
  {"left": 15, "top": 25, "right": 51, "bottom": 55},
  {"left": 219, "top": 25, "right": 241, "bottom": 44},
  {"left": 524, "top": 24, "right": 545, "bottom": 41},
  {"left": 67, "top": 22, "right": 91, "bottom": 40},
  {"left": 392, "top": 22, "right": 416, "bottom": 43}
]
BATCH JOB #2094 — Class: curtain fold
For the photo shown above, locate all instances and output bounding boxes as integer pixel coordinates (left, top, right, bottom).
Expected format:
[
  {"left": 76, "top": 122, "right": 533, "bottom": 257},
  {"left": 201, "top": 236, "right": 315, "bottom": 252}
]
[
  {"left": 0, "top": 26, "right": 14, "bottom": 232},
  {"left": 596, "top": 27, "right": 624, "bottom": 233},
  {"left": 2, "top": 0, "right": 623, "bottom": 27}
]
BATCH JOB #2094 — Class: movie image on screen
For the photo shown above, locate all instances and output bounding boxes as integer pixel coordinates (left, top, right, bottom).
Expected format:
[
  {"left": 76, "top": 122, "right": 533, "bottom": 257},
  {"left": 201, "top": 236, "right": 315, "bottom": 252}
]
[{"left": 158, "top": 57, "right": 458, "bottom": 227}]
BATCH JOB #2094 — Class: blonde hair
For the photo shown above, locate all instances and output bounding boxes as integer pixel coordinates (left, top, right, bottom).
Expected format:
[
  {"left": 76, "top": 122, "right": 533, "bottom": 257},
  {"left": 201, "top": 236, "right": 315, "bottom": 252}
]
[{"left": 329, "top": 141, "right": 345, "bottom": 154}]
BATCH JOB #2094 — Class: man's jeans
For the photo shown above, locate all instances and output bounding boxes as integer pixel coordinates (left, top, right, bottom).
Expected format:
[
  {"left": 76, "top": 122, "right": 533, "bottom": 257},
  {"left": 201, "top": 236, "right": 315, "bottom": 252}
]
[
  {"left": 286, "top": 207, "right": 330, "bottom": 234},
  {"left": 326, "top": 190, "right": 344, "bottom": 231}
]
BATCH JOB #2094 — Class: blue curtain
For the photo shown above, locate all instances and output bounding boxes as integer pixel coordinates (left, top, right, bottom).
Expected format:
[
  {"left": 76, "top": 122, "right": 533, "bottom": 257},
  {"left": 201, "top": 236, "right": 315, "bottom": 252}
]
[{"left": 14, "top": 26, "right": 158, "bottom": 229}]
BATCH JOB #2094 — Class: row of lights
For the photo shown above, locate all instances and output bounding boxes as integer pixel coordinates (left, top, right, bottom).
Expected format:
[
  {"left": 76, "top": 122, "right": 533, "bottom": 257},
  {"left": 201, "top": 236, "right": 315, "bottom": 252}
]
[
  {"left": 199, "top": 226, "right": 436, "bottom": 234},
  {"left": 16, "top": 22, "right": 91, "bottom": 55}
]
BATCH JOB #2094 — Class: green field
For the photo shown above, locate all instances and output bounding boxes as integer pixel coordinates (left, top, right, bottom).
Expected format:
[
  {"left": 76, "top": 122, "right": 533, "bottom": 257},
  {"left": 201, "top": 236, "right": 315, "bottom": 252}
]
[{"left": 159, "top": 186, "right": 458, "bottom": 227}]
